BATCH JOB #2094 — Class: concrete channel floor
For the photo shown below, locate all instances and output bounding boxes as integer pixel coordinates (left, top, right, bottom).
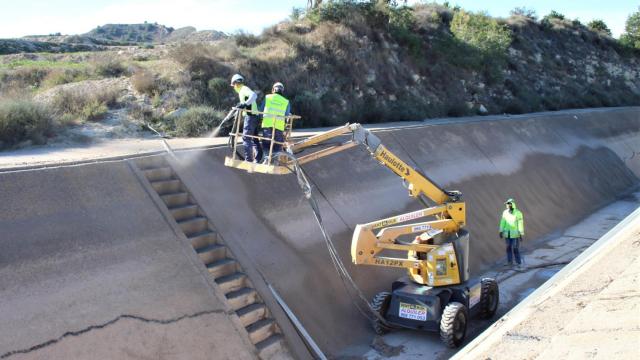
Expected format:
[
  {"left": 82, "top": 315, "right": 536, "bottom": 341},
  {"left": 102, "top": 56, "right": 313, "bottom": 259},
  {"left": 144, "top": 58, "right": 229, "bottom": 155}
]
[
  {"left": 355, "top": 192, "right": 640, "bottom": 359},
  {"left": 453, "top": 197, "right": 640, "bottom": 360},
  {"left": 1, "top": 107, "right": 638, "bottom": 359}
]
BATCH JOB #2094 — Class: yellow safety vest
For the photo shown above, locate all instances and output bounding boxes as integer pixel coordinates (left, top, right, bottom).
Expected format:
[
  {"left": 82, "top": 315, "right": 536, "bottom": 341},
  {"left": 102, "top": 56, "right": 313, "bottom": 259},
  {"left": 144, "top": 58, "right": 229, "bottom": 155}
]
[{"left": 262, "top": 94, "right": 289, "bottom": 131}]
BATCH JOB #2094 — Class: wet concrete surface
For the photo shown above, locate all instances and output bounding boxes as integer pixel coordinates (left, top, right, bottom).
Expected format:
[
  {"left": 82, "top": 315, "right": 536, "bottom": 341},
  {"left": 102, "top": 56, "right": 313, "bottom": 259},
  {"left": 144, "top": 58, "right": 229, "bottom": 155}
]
[
  {"left": 169, "top": 107, "right": 640, "bottom": 357},
  {"left": 454, "top": 201, "right": 640, "bottom": 360},
  {"left": 0, "top": 107, "right": 638, "bottom": 359},
  {"left": 0, "top": 162, "right": 256, "bottom": 359},
  {"left": 358, "top": 193, "right": 640, "bottom": 359}
]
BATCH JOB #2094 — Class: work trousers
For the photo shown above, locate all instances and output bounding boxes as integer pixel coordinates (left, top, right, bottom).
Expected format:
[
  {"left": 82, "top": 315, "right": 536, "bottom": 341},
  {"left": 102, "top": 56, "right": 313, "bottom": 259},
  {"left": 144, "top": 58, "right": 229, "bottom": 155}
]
[
  {"left": 262, "top": 128, "right": 284, "bottom": 156},
  {"left": 505, "top": 237, "right": 521, "bottom": 264},
  {"left": 242, "top": 115, "right": 262, "bottom": 162}
]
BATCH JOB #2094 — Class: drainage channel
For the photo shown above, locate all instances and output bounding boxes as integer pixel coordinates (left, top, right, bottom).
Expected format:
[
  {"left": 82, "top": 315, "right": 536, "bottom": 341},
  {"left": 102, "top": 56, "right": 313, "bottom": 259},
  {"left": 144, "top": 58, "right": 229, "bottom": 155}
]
[{"left": 134, "top": 156, "right": 286, "bottom": 359}]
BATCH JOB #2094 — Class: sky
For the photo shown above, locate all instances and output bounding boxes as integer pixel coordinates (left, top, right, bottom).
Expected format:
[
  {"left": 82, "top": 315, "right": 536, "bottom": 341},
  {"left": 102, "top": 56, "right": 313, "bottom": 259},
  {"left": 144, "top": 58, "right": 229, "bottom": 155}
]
[{"left": 0, "top": 0, "right": 636, "bottom": 39}]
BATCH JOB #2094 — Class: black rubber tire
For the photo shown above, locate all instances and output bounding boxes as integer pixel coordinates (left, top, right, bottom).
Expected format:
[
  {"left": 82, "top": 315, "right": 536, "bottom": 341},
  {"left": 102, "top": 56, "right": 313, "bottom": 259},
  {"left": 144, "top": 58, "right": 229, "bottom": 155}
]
[
  {"left": 370, "top": 291, "right": 392, "bottom": 335},
  {"left": 479, "top": 278, "right": 499, "bottom": 319},
  {"left": 440, "top": 302, "right": 468, "bottom": 348}
]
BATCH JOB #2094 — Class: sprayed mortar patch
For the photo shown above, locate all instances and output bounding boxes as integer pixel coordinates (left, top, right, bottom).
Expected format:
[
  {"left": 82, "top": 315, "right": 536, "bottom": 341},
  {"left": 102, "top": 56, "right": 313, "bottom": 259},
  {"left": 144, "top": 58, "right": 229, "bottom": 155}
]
[{"left": 370, "top": 336, "right": 405, "bottom": 357}]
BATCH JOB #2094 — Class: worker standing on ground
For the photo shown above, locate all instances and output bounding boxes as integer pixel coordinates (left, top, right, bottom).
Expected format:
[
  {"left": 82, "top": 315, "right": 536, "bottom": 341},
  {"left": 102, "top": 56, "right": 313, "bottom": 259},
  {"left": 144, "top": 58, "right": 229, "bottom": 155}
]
[
  {"left": 260, "top": 82, "right": 290, "bottom": 160},
  {"left": 231, "top": 74, "right": 262, "bottom": 163},
  {"left": 499, "top": 198, "right": 524, "bottom": 267}
]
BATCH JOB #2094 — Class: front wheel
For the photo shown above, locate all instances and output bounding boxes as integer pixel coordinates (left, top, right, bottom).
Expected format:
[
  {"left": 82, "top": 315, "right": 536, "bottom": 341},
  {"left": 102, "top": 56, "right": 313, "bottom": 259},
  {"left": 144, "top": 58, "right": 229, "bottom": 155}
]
[
  {"left": 440, "top": 302, "right": 468, "bottom": 348},
  {"left": 370, "top": 291, "right": 392, "bottom": 335}
]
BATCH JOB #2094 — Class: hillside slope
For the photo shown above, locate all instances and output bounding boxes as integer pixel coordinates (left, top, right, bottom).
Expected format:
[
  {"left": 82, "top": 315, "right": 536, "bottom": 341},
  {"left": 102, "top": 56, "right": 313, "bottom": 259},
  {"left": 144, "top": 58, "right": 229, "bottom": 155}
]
[
  {"left": 1, "top": 2, "right": 639, "bottom": 148},
  {"left": 172, "top": 3, "right": 638, "bottom": 127}
]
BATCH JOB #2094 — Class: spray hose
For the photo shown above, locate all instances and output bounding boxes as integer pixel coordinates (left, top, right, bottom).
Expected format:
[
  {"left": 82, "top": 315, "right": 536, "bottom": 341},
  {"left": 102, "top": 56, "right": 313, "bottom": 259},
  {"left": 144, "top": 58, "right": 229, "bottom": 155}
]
[{"left": 273, "top": 151, "right": 391, "bottom": 327}]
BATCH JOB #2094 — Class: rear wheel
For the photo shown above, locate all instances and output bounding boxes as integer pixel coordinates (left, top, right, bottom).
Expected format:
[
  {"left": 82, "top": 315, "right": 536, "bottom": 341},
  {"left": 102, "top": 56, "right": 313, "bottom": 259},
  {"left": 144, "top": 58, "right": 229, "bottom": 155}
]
[
  {"left": 480, "top": 278, "right": 499, "bottom": 319},
  {"left": 370, "top": 292, "right": 392, "bottom": 335},
  {"left": 440, "top": 302, "right": 468, "bottom": 348}
]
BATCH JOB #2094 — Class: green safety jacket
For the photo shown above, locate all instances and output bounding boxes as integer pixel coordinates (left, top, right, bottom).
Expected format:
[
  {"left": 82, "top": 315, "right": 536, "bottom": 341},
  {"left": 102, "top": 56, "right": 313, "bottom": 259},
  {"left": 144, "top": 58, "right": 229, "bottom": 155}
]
[
  {"left": 261, "top": 93, "right": 289, "bottom": 131},
  {"left": 499, "top": 201, "right": 524, "bottom": 238},
  {"left": 235, "top": 85, "right": 258, "bottom": 115}
]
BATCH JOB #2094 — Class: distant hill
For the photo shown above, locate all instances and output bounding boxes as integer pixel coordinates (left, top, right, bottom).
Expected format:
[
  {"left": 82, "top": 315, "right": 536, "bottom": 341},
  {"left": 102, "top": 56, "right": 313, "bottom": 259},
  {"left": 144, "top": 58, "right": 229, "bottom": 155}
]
[
  {"left": 0, "top": 38, "right": 99, "bottom": 55},
  {"left": 0, "top": 23, "right": 227, "bottom": 55},
  {"left": 84, "top": 23, "right": 226, "bottom": 44},
  {"left": 85, "top": 23, "right": 174, "bottom": 43},
  {"left": 164, "top": 27, "right": 227, "bottom": 42}
]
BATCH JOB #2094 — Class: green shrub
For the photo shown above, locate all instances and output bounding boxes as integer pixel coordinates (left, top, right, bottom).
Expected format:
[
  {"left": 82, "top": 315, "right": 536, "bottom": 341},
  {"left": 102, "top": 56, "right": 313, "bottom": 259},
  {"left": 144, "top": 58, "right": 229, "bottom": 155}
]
[
  {"left": 173, "top": 106, "right": 225, "bottom": 136},
  {"left": 128, "top": 102, "right": 155, "bottom": 122},
  {"left": 451, "top": 10, "right": 512, "bottom": 57},
  {"left": 307, "top": 1, "right": 369, "bottom": 24},
  {"left": 386, "top": 5, "right": 423, "bottom": 58},
  {"left": 80, "top": 99, "right": 109, "bottom": 121},
  {"left": 207, "top": 77, "right": 230, "bottom": 108},
  {"left": 234, "top": 31, "right": 263, "bottom": 47},
  {"left": 444, "top": 99, "right": 471, "bottom": 117},
  {"left": 510, "top": 7, "right": 537, "bottom": 20},
  {"left": 51, "top": 87, "right": 118, "bottom": 121},
  {"left": 544, "top": 10, "right": 565, "bottom": 21},
  {"left": 449, "top": 10, "right": 512, "bottom": 80},
  {"left": 587, "top": 19, "right": 612, "bottom": 36},
  {"left": 92, "top": 56, "right": 128, "bottom": 77},
  {"left": 0, "top": 67, "right": 51, "bottom": 90},
  {"left": 0, "top": 99, "right": 53, "bottom": 148},
  {"left": 292, "top": 91, "right": 323, "bottom": 127},
  {"left": 42, "top": 68, "right": 89, "bottom": 87}
]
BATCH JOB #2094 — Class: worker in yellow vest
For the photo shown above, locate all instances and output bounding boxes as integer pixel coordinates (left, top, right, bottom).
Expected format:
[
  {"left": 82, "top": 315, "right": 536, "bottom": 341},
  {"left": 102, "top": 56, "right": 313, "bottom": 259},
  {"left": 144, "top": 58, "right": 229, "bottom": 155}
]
[
  {"left": 499, "top": 198, "right": 525, "bottom": 267},
  {"left": 260, "top": 82, "right": 290, "bottom": 158},
  {"left": 230, "top": 74, "right": 262, "bottom": 162}
]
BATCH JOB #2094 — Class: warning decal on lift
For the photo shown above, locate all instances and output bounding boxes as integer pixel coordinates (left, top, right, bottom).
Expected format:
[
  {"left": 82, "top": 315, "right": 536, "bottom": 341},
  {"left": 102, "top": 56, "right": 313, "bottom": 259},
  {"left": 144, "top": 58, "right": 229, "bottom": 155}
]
[{"left": 398, "top": 302, "right": 427, "bottom": 321}]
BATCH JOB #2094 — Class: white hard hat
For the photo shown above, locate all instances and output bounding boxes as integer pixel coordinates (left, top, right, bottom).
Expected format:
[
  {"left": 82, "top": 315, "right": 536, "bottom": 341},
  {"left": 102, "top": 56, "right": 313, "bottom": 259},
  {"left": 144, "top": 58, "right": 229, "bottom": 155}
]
[
  {"left": 230, "top": 74, "right": 244, "bottom": 85},
  {"left": 272, "top": 82, "right": 284, "bottom": 92}
]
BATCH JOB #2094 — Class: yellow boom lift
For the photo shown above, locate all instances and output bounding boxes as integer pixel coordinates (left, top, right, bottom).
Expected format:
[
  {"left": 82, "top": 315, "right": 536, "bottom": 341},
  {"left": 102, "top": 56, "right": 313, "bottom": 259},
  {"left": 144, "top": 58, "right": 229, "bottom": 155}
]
[{"left": 225, "top": 114, "right": 499, "bottom": 347}]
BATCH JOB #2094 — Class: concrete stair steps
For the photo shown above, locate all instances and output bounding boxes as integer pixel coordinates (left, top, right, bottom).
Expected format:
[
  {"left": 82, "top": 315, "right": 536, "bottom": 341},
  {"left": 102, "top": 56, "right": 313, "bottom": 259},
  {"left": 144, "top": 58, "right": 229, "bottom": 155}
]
[
  {"left": 207, "top": 258, "right": 238, "bottom": 279},
  {"left": 196, "top": 244, "right": 226, "bottom": 264},
  {"left": 160, "top": 192, "right": 190, "bottom": 208},
  {"left": 236, "top": 303, "right": 268, "bottom": 328},
  {"left": 215, "top": 272, "right": 248, "bottom": 294},
  {"left": 135, "top": 159, "right": 289, "bottom": 357},
  {"left": 151, "top": 179, "right": 182, "bottom": 195},
  {"left": 246, "top": 318, "right": 277, "bottom": 345},
  {"left": 169, "top": 204, "right": 199, "bottom": 222},
  {"left": 255, "top": 334, "right": 285, "bottom": 359},
  {"left": 226, "top": 287, "right": 259, "bottom": 311},
  {"left": 143, "top": 167, "right": 174, "bottom": 182},
  {"left": 189, "top": 230, "right": 218, "bottom": 250},
  {"left": 178, "top": 217, "right": 209, "bottom": 236}
]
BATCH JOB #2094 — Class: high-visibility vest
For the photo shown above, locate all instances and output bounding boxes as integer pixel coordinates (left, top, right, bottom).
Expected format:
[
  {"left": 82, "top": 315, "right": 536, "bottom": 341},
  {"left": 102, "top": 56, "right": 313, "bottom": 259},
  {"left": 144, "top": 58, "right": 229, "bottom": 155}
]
[
  {"left": 500, "top": 208, "right": 524, "bottom": 238},
  {"left": 236, "top": 85, "right": 258, "bottom": 115},
  {"left": 262, "top": 93, "right": 289, "bottom": 131}
]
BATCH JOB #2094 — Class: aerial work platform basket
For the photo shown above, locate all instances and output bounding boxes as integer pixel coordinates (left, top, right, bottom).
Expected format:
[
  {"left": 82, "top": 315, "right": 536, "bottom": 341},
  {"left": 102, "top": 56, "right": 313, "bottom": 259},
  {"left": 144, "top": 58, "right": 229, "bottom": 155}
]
[{"left": 224, "top": 108, "right": 301, "bottom": 174}]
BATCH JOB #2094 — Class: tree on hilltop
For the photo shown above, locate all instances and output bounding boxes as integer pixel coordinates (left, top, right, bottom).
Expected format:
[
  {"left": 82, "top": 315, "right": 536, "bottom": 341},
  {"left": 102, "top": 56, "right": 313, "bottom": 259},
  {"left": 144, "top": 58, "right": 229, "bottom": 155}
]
[{"left": 621, "top": 7, "right": 640, "bottom": 48}]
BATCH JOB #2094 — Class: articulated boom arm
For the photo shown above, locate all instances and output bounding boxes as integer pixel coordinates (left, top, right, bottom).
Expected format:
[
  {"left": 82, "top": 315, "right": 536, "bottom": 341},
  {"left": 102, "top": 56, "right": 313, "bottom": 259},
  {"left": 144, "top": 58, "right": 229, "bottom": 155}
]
[
  {"left": 290, "top": 123, "right": 455, "bottom": 205},
  {"left": 289, "top": 123, "right": 467, "bottom": 286}
]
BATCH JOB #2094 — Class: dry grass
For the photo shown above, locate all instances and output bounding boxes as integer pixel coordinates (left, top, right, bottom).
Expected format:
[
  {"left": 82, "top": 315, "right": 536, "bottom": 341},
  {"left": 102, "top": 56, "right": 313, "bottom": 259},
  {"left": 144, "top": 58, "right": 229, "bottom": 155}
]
[{"left": 131, "top": 69, "right": 157, "bottom": 95}]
